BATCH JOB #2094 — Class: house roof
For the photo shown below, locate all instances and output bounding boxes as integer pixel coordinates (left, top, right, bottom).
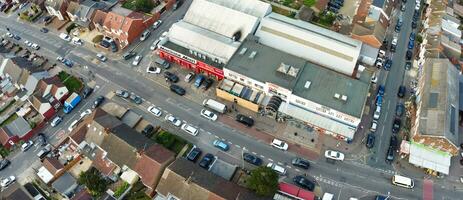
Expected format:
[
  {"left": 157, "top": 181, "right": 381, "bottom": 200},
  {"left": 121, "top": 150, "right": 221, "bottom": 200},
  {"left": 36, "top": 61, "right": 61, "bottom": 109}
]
[
  {"left": 43, "top": 157, "right": 64, "bottom": 175},
  {"left": 89, "top": 147, "right": 117, "bottom": 176},
  {"left": 51, "top": 172, "right": 78, "bottom": 197},
  {"left": 0, "top": 182, "right": 33, "bottom": 200},
  {"left": 0, "top": 127, "right": 14, "bottom": 145},
  {"left": 133, "top": 144, "right": 175, "bottom": 189},
  {"left": 92, "top": 10, "right": 107, "bottom": 26},
  {"left": 66, "top": 1, "right": 80, "bottom": 15},
  {"left": 70, "top": 189, "right": 92, "bottom": 200},
  {"left": 4, "top": 116, "right": 32, "bottom": 138},
  {"left": 69, "top": 124, "right": 88, "bottom": 145},
  {"left": 42, "top": 75, "right": 63, "bottom": 86},
  {"left": 45, "top": 0, "right": 66, "bottom": 11}
]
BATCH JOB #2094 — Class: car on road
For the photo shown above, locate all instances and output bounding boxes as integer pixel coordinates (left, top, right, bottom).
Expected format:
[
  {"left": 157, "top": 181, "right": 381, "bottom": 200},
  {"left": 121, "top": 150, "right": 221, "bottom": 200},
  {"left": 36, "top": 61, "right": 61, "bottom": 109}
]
[
  {"left": 115, "top": 90, "right": 129, "bottom": 98},
  {"left": 397, "top": 85, "right": 406, "bottom": 98},
  {"left": 13, "top": 35, "right": 21, "bottom": 40},
  {"left": 160, "top": 31, "right": 168, "bottom": 40},
  {"left": 181, "top": 124, "right": 199, "bottom": 136},
  {"left": 36, "top": 133, "right": 47, "bottom": 146},
  {"left": 96, "top": 53, "right": 107, "bottom": 62},
  {"left": 293, "top": 176, "right": 315, "bottom": 191},
  {"left": 200, "top": 109, "right": 218, "bottom": 121},
  {"left": 390, "top": 135, "right": 398, "bottom": 149},
  {"left": 62, "top": 59, "right": 73, "bottom": 67},
  {"left": 243, "top": 153, "right": 262, "bottom": 166},
  {"left": 371, "top": 72, "right": 378, "bottom": 84},
  {"left": 366, "top": 133, "right": 375, "bottom": 149},
  {"left": 140, "top": 30, "right": 151, "bottom": 41},
  {"left": 199, "top": 153, "right": 215, "bottom": 169},
  {"left": 405, "top": 61, "right": 411, "bottom": 70},
  {"left": 21, "top": 140, "right": 34, "bottom": 151},
  {"left": 271, "top": 139, "right": 289, "bottom": 151},
  {"left": 50, "top": 116, "right": 62, "bottom": 127},
  {"left": 68, "top": 119, "right": 80, "bottom": 132},
  {"left": 390, "top": 37, "right": 397, "bottom": 52},
  {"left": 129, "top": 93, "right": 143, "bottom": 104},
  {"left": 122, "top": 52, "right": 136, "bottom": 60},
  {"left": 164, "top": 71, "right": 179, "bottom": 83},
  {"left": 24, "top": 40, "right": 32, "bottom": 47},
  {"left": 395, "top": 103, "right": 404, "bottom": 117},
  {"left": 150, "top": 39, "right": 160, "bottom": 50},
  {"left": 392, "top": 118, "right": 401, "bottom": 133},
  {"left": 31, "top": 43, "right": 40, "bottom": 50},
  {"left": 80, "top": 109, "right": 92, "bottom": 119},
  {"left": 141, "top": 124, "right": 154, "bottom": 136},
  {"left": 213, "top": 139, "right": 230, "bottom": 151},
  {"left": 146, "top": 66, "right": 161, "bottom": 74},
  {"left": 82, "top": 87, "right": 93, "bottom": 99},
  {"left": 185, "top": 72, "right": 195, "bottom": 82},
  {"left": 0, "top": 159, "right": 10, "bottom": 171},
  {"left": 409, "top": 32, "right": 416, "bottom": 41},
  {"left": 0, "top": 176, "right": 16, "bottom": 188},
  {"left": 406, "top": 50, "right": 412, "bottom": 60},
  {"left": 378, "top": 85, "right": 385, "bottom": 96},
  {"left": 152, "top": 20, "right": 162, "bottom": 29},
  {"left": 147, "top": 105, "right": 162, "bottom": 117},
  {"left": 386, "top": 146, "right": 395, "bottom": 163},
  {"left": 132, "top": 55, "right": 142, "bottom": 66},
  {"left": 6, "top": 32, "right": 13, "bottom": 38},
  {"left": 165, "top": 114, "right": 182, "bottom": 127},
  {"left": 408, "top": 40, "right": 414, "bottom": 49},
  {"left": 59, "top": 33, "right": 71, "bottom": 41},
  {"left": 202, "top": 78, "right": 214, "bottom": 90},
  {"left": 267, "top": 163, "right": 287, "bottom": 175},
  {"left": 383, "top": 59, "right": 392, "bottom": 71},
  {"left": 373, "top": 106, "right": 381, "bottom": 120},
  {"left": 40, "top": 28, "right": 49, "bottom": 33},
  {"left": 375, "top": 58, "right": 383, "bottom": 68},
  {"left": 376, "top": 95, "right": 383, "bottom": 106},
  {"left": 72, "top": 37, "right": 83, "bottom": 45},
  {"left": 291, "top": 157, "right": 310, "bottom": 169},
  {"left": 235, "top": 114, "right": 254, "bottom": 127},
  {"left": 170, "top": 84, "right": 185, "bottom": 96},
  {"left": 187, "top": 148, "right": 202, "bottom": 162},
  {"left": 324, "top": 150, "right": 345, "bottom": 161},
  {"left": 92, "top": 96, "right": 105, "bottom": 109}
]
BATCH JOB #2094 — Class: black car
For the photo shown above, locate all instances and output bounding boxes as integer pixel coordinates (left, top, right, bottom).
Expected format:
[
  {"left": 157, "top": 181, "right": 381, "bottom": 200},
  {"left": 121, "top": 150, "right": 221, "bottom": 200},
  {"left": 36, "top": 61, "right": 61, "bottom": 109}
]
[
  {"left": 406, "top": 50, "right": 412, "bottom": 60},
  {"left": 404, "top": 61, "right": 411, "bottom": 70},
  {"left": 202, "top": 78, "right": 214, "bottom": 90},
  {"left": 390, "top": 135, "right": 398, "bottom": 149},
  {"left": 82, "top": 87, "right": 94, "bottom": 99},
  {"left": 129, "top": 93, "right": 143, "bottom": 104},
  {"left": 386, "top": 146, "right": 395, "bottom": 163},
  {"left": 100, "top": 40, "right": 110, "bottom": 48},
  {"left": 392, "top": 118, "right": 401, "bottom": 133},
  {"left": 110, "top": 41, "right": 118, "bottom": 52},
  {"left": 293, "top": 176, "right": 315, "bottom": 191},
  {"left": 13, "top": 35, "right": 21, "bottom": 40},
  {"left": 366, "top": 133, "right": 375, "bottom": 149},
  {"left": 199, "top": 153, "right": 215, "bottom": 169},
  {"left": 142, "top": 124, "right": 154, "bottom": 136},
  {"left": 40, "top": 28, "right": 49, "bottom": 33},
  {"left": 170, "top": 84, "right": 186, "bottom": 96},
  {"left": 164, "top": 71, "right": 179, "bottom": 83},
  {"left": 122, "top": 52, "right": 136, "bottom": 60},
  {"left": 243, "top": 153, "right": 262, "bottom": 166},
  {"left": 411, "top": 21, "right": 417, "bottom": 29},
  {"left": 0, "top": 159, "right": 10, "bottom": 171},
  {"left": 36, "top": 133, "right": 47, "bottom": 146},
  {"left": 92, "top": 96, "right": 105, "bottom": 109},
  {"left": 397, "top": 85, "right": 406, "bottom": 98},
  {"left": 236, "top": 114, "right": 254, "bottom": 127},
  {"left": 291, "top": 157, "right": 310, "bottom": 169},
  {"left": 395, "top": 103, "right": 404, "bottom": 117},
  {"left": 187, "top": 148, "right": 202, "bottom": 162}
]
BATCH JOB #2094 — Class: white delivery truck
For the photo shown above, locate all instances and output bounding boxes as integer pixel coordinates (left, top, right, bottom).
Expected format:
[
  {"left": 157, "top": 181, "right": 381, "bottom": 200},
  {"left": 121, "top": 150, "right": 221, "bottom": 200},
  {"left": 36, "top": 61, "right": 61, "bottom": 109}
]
[{"left": 202, "top": 99, "right": 227, "bottom": 114}]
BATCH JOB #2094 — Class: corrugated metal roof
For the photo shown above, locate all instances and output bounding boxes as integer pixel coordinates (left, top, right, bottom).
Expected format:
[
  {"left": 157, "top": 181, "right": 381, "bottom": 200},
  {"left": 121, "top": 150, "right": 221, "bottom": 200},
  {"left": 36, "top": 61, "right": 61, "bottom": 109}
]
[{"left": 409, "top": 143, "right": 451, "bottom": 175}]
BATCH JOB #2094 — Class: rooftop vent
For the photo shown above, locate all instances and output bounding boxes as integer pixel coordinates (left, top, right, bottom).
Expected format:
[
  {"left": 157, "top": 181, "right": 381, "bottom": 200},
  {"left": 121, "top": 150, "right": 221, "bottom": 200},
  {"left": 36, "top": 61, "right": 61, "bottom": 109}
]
[
  {"left": 334, "top": 93, "right": 340, "bottom": 99},
  {"left": 341, "top": 95, "right": 348, "bottom": 102},
  {"left": 304, "top": 81, "right": 311, "bottom": 89},
  {"left": 239, "top": 48, "right": 247, "bottom": 55},
  {"left": 287, "top": 66, "right": 299, "bottom": 78},
  {"left": 249, "top": 51, "right": 257, "bottom": 59},
  {"left": 277, "top": 63, "right": 290, "bottom": 74}
]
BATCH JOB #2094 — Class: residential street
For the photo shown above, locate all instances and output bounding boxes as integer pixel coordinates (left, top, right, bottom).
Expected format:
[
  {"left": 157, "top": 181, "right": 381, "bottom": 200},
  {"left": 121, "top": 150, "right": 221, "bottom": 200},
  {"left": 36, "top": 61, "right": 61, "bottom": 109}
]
[{"left": 0, "top": 1, "right": 463, "bottom": 199}]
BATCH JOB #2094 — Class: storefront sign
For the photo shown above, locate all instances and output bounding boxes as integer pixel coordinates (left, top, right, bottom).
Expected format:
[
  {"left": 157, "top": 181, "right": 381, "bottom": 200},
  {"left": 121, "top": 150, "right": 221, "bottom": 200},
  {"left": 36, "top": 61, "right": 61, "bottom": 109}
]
[{"left": 159, "top": 46, "right": 197, "bottom": 64}]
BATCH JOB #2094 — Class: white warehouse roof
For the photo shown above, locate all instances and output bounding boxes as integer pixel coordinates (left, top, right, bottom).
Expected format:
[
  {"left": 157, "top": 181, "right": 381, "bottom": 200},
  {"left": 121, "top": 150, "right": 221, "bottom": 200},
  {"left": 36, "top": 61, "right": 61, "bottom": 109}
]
[
  {"left": 255, "top": 13, "right": 363, "bottom": 76},
  {"left": 168, "top": 21, "right": 241, "bottom": 63},
  {"left": 184, "top": 0, "right": 260, "bottom": 42},
  {"left": 205, "top": 0, "right": 271, "bottom": 18}
]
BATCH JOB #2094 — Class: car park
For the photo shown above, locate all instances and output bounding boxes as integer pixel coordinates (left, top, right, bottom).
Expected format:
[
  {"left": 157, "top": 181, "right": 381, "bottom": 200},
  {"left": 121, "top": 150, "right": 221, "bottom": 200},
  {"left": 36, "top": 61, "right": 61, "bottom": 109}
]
[
  {"left": 129, "top": 93, "right": 142, "bottom": 104},
  {"left": 200, "top": 109, "right": 218, "bottom": 121},
  {"left": 185, "top": 72, "right": 195, "bottom": 82},
  {"left": 213, "top": 140, "right": 230, "bottom": 151},
  {"left": 82, "top": 87, "right": 93, "bottom": 99},
  {"left": 243, "top": 153, "right": 262, "bottom": 166},
  {"left": 122, "top": 52, "right": 136, "bottom": 60},
  {"left": 202, "top": 78, "right": 214, "bottom": 90},
  {"left": 267, "top": 163, "right": 287, "bottom": 175},
  {"left": 291, "top": 157, "right": 310, "bottom": 169},
  {"left": 140, "top": 30, "right": 151, "bottom": 41},
  {"left": 146, "top": 66, "right": 161, "bottom": 74},
  {"left": 0, "top": 159, "right": 10, "bottom": 171},
  {"left": 406, "top": 50, "right": 412, "bottom": 60},
  {"left": 92, "top": 96, "right": 105, "bottom": 109},
  {"left": 50, "top": 116, "right": 62, "bottom": 127},
  {"left": 384, "top": 59, "right": 392, "bottom": 71},
  {"left": 170, "top": 84, "right": 185, "bottom": 96},
  {"left": 21, "top": 140, "right": 34, "bottom": 151},
  {"left": 236, "top": 114, "right": 254, "bottom": 127},
  {"left": 324, "top": 150, "right": 345, "bottom": 161},
  {"left": 96, "top": 53, "right": 107, "bottom": 62},
  {"left": 395, "top": 103, "right": 404, "bottom": 117},
  {"left": 194, "top": 75, "right": 205, "bottom": 87},
  {"left": 187, "top": 148, "right": 202, "bottom": 162},
  {"left": 293, "top": 176, "right": 315, "bottom": 191},
  {"left": 373, "top": 106, "right": 381, "bottom": 120},
  {"left": 165, "top": 114, "right": 182, "bottom": 127},
  {"left": 181, "top": 124, "right": 199, "bottom": 136},
  {"left": 366, "top": 133, "right": 375, "bottom": 149},
  {"left": 271, "top": 139, "right": 289, "bottom": 151},
  {"left": 132, "top": 55, "right": 142, "bottom": 66},
  {"left": 142, "top": 124, "right": 154, "bottom": 136},
  {"left": 397, "top": 85, "right": 406, "bottom": 98},
  {"left": 199, "top": 153, "right": 215, "bottom": 169},
  {"left": 36, "top": 133, "right": 47, "bottom": 146},
  {"left": 164, "top": 71, "right": 179, "bottom": 83},
  {"left": 370, "top": 120, "right": 378, "bottom": 132},
  {"left": 115, "top": 90, "right": 129, "bottom": 98},
  {"left": 59, "top": 33, "right": 71, "bottom": 41},
  {"left": 0, "top": 176, "right": 15, "bottom": 188},
  {"left": 147, "top": 105, "right": 162, "bottom": 117},
  {"left": 392, "top": 118, "right": 401, "bottom": 133}
]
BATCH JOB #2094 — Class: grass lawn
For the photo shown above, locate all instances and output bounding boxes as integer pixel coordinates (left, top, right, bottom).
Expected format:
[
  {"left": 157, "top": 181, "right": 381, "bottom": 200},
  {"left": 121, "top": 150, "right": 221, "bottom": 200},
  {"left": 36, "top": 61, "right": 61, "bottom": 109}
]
[
  {"left": 153, "top": 130, "right": 191, "bottom": 155},
  {"left": 58, "top": 71, "right": 83, "bottom": 93},
  {"left": 0, "top": 113, "right": 18, "bottom": 127}
]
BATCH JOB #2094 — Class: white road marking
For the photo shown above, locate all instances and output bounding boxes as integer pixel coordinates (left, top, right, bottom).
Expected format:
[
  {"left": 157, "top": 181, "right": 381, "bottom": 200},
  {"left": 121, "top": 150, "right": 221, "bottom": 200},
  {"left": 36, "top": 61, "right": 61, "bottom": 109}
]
[
  {"left": 235, "top": 145, "right": 241, "bottom": 148},
  {"left": 214, "top": 135, "right": 219, "bottom": 138},
  {"left": 252, "top": 152, "right": 257, "bottom": 155},
  {"left": 260, "top": 155, "right": 265, "bottom": 158},
  {"left": 268, "top": 159, "right": 273, "bottom": 162},
  {"left": 207, "top": 132, "right": 212, "bottom": 135},
  {"left": 295, "top": 169, "right": 300, "bottom": 172}
]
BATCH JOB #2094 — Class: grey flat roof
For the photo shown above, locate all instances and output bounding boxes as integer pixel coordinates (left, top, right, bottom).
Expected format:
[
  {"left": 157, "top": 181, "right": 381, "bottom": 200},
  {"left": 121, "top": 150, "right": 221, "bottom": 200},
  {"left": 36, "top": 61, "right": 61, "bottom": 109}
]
[
  {"left": 121, "top": 110, "right": 142, "bottom": 128},
  {"left": 225, "top": 37, "right": 370, "bottom": 117},
  {"left": 162, "top": 41, "right": 225, "bottom": 69},
  {"left": 209, "top": 159, "right": 237, "bottom": 181}
]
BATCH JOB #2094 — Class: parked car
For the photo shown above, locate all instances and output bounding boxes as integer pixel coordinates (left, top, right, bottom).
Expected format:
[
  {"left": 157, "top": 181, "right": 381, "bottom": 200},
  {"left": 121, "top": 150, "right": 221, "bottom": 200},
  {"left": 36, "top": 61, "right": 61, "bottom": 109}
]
[
  {"left": 68, "top": 119, "right": 80, "bottom": 132},
  {"left": 142, "top": 124, "right": 154, "bottom": 136},
  {"left": 36, "top": 133, "right": 47, "bottom": 146},
  {"left": 406, "top": 50, "right": 412, "bottom": 60},
  {"left": 80, "top": 109, "right": 92, "bottom": 119},
  {"left": 170, "top": 84, "right": 185, "bottom": 96},
  {"left": 293, "top": 176, "right": 315, "bottom": 191},
  {"left": 122, "top": 52, "right": 136, "bottom": 60},
  {"left": 187, "top": 148, "right": 202, "bottom": 162},
  {"left": 132, "top": 55, "right": 142, "bottom": 66},
  {"left": 384, "top": 59, "right": 392, "bottom": 71},
  {"left": 392, "top": 118, "right": 401, "bottom": 133},
  {"left": 152, "top": 20, "right": 162, "bottom": 29},
  {"left": 92, "top": 96, "right": 105, "bottom": 109},
  {"left": 395, "top": 103, "right": 405, "bottom": 117},
  {"left": 31, "top": 43, "right": 40, "bottom": 50},
  {"left": 213, "top": 139, "right": 230, "bottom": 151},
  {"left": 409, "top": 32, "right": 416, "bottom": 41},
  {"left": 59, "top": 33, "right": 71, "bottom": 41},
  {"left": 115, "top": 90, "right": 129, "bottom": 98},
  {"left": 185, "top": 72, "right": 195, "bottom": 82},
  {"left": 271, "top": 139, "right": 288, "bottom": 151},
  {"left": 194, "top": 75, "right": 205, "bottom": 87},
  {"left": 366, "top": 133, "right": 375, "bottom": 149},
  {"left": 147, "top": 105, "right": 162, "bottom": 117},
  {"left": 267, "top": 163, "right": 287, "bottom": 175},
  {"left": 199, "top": 153, "right": 215, "bottom": 169},
  {"left": 50, "top": 116, "right": 62, "bottom": 127},
  {"left": 100, "top": 40, "right": 110, "bottom": 48},
  {"left": 324, "top": 150, "right": 344, "bottom": 161},
  {"left": 408, "top": 40, "right": 414, "bottom": 49},
  {"left": 378, "top": 85, "right": 385, "bottom": 96},
  {"left": 96, "top": 53, "right": 107, "bottom": 62},
  {"left": 235, "top": 114, "right": 254, "bottom": 127},
  {"left": 146, "top": 66, "right": 161, "bottom": 74},
  {"left": 386, "top": 146, "right": 395, "bottom": 163},
  {"left": 164, "top": 71, "right": 179, "bottom": 83},
  {"left": 200, "top": 109, "right": 218, "bottom": 121},
  {"left": 243, "top": 153, "right": 262, "bottom": 166},
  {"left": 150, "top": 39, "right": 160, "bottom": 50},
  {"left": 181, "top": 124, "right": 199, "bottom": 136},
  {"left": 411, "top": 21, "right": 417, "bottom": 29},
  {"left": 72, "top": 37, "right": 83, "bottom": 45},
  {"left": 0, "top": 159, "right": 10, "bottom": 171},
  {"left": 390, "top": 135, "right": 398, "bottom": 149},
  {"left": 373, "top": 106, "right": 381, "bottom": 120},
  {"left": 24, "top": 40, "right": 32, "bottom": 47},
  {"left": 37, "top": 144, "right": 52, "bottom": 160},
  {"left": 371, "top": 72, "right": 378, "bottom": 84},
  {"left": 82, "top": 87, "right": 93, "bottom": 99},
  {"left": 140, "top": 30, "right": 151, "bottom": 41},
  {"left": 13, "top": 35, "right": 21, "bottom": 40},
  {"left": 405, "top": 62, "right": 411, "bottom": 70},
  {"left": 202, "top": 78, "right": 214, "bottom": 90},
  {"left": 397, "top": 85, "right": 406, "bottom": 98},
  {"left": 129, "top": 93, "right": 142, "bottom": 104},
  {"left": 40, "top": 28, "right": 48, "bottom": 33},
  {"left": 21, "top": 140, "right": 34, "bottom": 151},
  {"left": 0, "top": 176, "right": 15, "bottom": 188},
  {"left": 370, "top": 120, "right": 378, "bottom": 132},
  {"left": 291, "top": 157, "right": 310, "bottom": 169},
  {"left": 165, "top": 114, "right": 182, "bottom": 127}
]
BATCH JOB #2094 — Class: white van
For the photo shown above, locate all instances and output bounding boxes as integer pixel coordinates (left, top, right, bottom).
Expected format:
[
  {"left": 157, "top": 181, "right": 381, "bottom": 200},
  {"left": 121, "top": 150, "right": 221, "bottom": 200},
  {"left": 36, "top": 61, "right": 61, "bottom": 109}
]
[
  {"left": 392, "top": 175, "right": 414, "bottom": 189},
  {"left": 267, "top": 163, "right": 286, "bottom": 175},
  {"left": 181, "top": 124, "right": 199, "bottom": 136}
]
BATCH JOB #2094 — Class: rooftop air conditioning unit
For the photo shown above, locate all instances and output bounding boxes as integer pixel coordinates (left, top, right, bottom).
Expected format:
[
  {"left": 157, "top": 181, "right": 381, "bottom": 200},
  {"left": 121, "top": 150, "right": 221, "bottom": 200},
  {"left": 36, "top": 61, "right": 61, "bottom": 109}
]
[
  {"left": 341, "top": 95, "right": 348, "bottom": 101},
  {"left": 249, "top": 51, "right": 257, "bottom": 59},
  {"left": 334, "top": 93, "right": 340, "bottom": 99},
  {"left": 304, "top": 81, "right": 311, "bottom": 89}
]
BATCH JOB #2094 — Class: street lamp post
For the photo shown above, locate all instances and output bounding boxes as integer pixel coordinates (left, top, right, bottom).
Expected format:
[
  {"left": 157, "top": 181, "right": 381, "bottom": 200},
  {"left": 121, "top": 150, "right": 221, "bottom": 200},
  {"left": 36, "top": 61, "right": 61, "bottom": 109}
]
[{"left": 241, "top": 147, "right": 246, "bottom": 169}]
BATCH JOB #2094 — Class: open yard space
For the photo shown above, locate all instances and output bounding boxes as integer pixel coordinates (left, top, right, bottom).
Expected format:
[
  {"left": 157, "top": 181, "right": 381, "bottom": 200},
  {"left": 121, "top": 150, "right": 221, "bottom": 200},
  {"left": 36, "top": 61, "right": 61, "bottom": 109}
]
[{"left": 58, "top": 71, "right": 83, "bottom": 93}]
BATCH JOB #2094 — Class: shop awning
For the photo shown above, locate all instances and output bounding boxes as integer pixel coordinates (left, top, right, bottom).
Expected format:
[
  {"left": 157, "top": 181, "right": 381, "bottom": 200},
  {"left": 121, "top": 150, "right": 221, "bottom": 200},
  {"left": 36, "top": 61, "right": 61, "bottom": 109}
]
[{"left": 408, "top": 143, "right": 451, "bottom": 175}]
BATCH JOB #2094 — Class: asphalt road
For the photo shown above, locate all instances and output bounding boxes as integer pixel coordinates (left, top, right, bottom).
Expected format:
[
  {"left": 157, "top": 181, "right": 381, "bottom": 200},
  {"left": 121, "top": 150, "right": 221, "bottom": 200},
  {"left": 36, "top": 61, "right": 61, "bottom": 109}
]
[{"left": 1, "top": 2, "right": 463, "bottom": 199}]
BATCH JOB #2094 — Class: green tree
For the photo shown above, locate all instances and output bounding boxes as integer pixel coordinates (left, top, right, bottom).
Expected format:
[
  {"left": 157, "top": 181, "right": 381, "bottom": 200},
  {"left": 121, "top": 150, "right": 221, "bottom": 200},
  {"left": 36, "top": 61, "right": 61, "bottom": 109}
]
[
  {"left": 303, "top": 0, "right": 317, "bottom": 7},
  {"left": 416, "top": 34, "right": 423, "bottom": 44},
  {"left": 78, "top": 167, "right": 109, "bottom": 197},
  {"left": 246, "top": 166, "right": 279, "bottom": 196},
  {"left": 134, "top": 0, "right": 155, "bottom": 13}
]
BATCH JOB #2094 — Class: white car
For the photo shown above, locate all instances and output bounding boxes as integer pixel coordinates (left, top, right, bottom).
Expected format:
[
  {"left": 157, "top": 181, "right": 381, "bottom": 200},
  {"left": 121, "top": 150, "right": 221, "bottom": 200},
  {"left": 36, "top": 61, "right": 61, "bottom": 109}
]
[
  {"left": 56, "top": 56, "right": 64, "bottom": 62},
  {"left": 59, "top": 33, "right": 71, "bottom": 41},
  {"left": 31, "top": 43, "right": 40, "bottom": 50},
  {"left": 378, "top": 50, "right": 386, "bottom": 58},
  {"left": 80, "top": 109, "right": 92, "bottom": 119},
  {"left": 181, "top": 124, "right": 199, "bottom": 136},
  {"left": 147, "top": 105, "right": 162, "bottom": 117},
  {"left": 370, "top": 120, "right": 378, "bottom": 132},
  {"left": 150, "top": 39, "right": 160, "bottom": 50},
  {"left": 165, "top": 115, "right": 182, "bottom": 127},
  {"left": 160, "top": 31, "right": 168, "bottom": 40},
  {"left": 24, "top": 40, "right": 33, "bottom": 47},
  {"left": 50, "top": 116, "right": 63, "bottom": 127},
  {"left": 21, "top": 140, "right": 34, "bottom": 151},
  {"left": 415, "top": 4, "right": 420, "bottom": 10},
  {"left": 200, "top": 109, "right": 218, "bottom": 121},
  {"left": 267, "top": 163, "right": 287, "bottom": 175},
  {"left": 271, "top": 139, "right": 288, "bottom": 151},
  {"left": 0, "top": 176, "right": 16, "bottom": 188},
  {"left": 132, "top": 55, "right": 142, "bottom": 66},
  {"left": 373, "top": 106, "right": 381, "bottom": 120},
  {"left": 146, "top": 66, "right": 161, "bottom": 74},
  {"left": 72, "top": 37, "right": 83, "bottom": 45},
  {"left": 152, "top": 20, "right": 162, "bottom": 29},
  {"left": 375, "top": 58, "right": 384, "bottom": 68},
  {"left": 371, "top": 72, "right": 377, "bottom": 84},
  {"left": 324, "top": 150, "right": 345, "bottom": 161},
  {"left": 6, "top": 32, "right": 14, "bottom": 38},
  {"left": 68, "top": 119, "right": 80, "bottom": 132},
  {"left": 96, "top": 53, "right": 107, "bottom": 62}
]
